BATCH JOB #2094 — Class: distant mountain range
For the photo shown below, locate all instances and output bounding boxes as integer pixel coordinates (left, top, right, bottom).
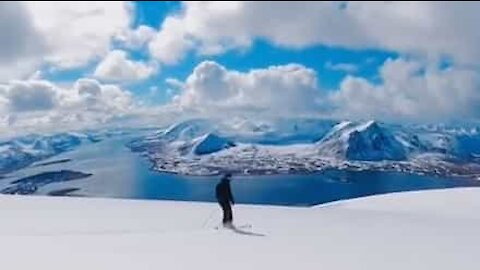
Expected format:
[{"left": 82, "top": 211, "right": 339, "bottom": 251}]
[
  {"left": 2, "top": 118, "right": 480, "bottom": 178},
  {"left": 127, "top": 118, "right": 480, "bottom": 177},
  {"left": 0, "top": 130, "right": 124, "bottom": 174}
]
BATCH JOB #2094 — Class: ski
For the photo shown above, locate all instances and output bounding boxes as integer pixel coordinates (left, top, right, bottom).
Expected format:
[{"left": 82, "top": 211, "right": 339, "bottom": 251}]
[{"left": 213, "top": 223, "right": 252, "bottom": 230}]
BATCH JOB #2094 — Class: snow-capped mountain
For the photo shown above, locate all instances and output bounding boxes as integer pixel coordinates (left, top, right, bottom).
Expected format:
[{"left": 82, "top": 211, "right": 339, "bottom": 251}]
[
  {"left": 395, "top": 126, "right": 480, "bottom": 161},
  {"left": 128, "top": 118, "right": 338, "bottom": 156},
  {"left": 3, "top": 118, "right": 480, "bottom": 178},
  {"left": 0, "top": 144, "right": 36, "bottom": 175},
  {"left": 315, "top": 120, "right": 480, "bottom": 162},
  {"left": 0, "top": 131, "right": 108, "bottom": 174},
  {"left": 130, "top": 127, "right": 236, "bottom": 157},
  {"left": 161, "top": 119, "right": 216, "bottom": 142},
  {"left": 127, "top": 119, "right": 222, "bottom": 154},
  {"left": 131, "top": 118, "right": 480, "bottom": 162},
  {"left": 152, "top": 117, "right": 336, "bottom": 143},
  {"left": 227, "top": 118, "right": 337, "bottom": 144},
  {"left": 127, "top": 118, "right": 480, "bottom": 177},
  {"left": 316, "top": 121, "right": 407, "bottom": 161},
  {"left": 179, "top": 133, "right": 236, "bottom": 156}
]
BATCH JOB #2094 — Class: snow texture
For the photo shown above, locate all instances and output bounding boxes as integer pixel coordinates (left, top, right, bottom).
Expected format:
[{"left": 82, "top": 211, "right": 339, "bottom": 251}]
[{"left": 0, "top": 188, "right": 479, "bottom": 269}]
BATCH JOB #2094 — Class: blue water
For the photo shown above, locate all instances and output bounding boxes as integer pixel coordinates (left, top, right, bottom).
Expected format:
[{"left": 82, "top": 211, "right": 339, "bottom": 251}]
[
  {"left": 2, "top": 135, "right": 480, "bottom": 206},
  {"left": 137, "top": 170, "right": 480, "bottom": 206}
]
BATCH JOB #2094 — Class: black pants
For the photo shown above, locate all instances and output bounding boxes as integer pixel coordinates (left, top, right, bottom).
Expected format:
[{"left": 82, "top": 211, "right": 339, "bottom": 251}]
[{"left": 219, "top": 201, "right": 233, "bottom": 224}]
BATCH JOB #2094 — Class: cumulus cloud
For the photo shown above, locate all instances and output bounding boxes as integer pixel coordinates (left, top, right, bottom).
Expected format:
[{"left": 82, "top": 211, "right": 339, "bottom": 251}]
[
  {"left": 2, "top": 58, "right": 480, "bottom": 136},
  {"left": 0, "top": 78, "right": 134, "bottom": 135},
  {"left": 174, "top": 61, "right": 325, "bottom": 117},
  {"left": 331, "top": 58, "right": 480, "bottom": 122},
  {"left": 94, "top": 50, "right": 157, "bottom": 82},
  {"left": 149, "top": 2, "right": 480, "bottom": 65},
  {"left": 116, "top": 25, "right": 157, "bottom": 49},
  {"left": 0, "top": 2, "right": 45, "bottom": 63},
  {"left": 71, "top": 78, "right": 133, "bottom": 112},
  {"left": 3, "top": 1, "right": 480, "bottom": 134},
  {"left": 3, "top": 80, "right": 58, "bottom": 112},
  {"left": 24, "top": 1, "right": 132, "bottom": 69},
  {"left": 149, "top": 16, "right": 194, "bottom": 65},
  {"left": 167, "top": 59, "right": 480, "bottom": 123},
  {"left": 0, "top": 2, "right": 131, "bottom": 81},
  {"left": 0, "top": 2, "right": 45, "bottom": 81}
]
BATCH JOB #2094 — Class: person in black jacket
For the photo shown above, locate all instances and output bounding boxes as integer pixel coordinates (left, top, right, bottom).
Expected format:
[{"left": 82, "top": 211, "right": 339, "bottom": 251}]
[{"left": 216, "top": 173, "right": 235, "bottom": 226}]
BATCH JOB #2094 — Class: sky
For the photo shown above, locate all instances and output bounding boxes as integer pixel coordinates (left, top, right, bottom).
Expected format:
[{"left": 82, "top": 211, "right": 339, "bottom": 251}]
[{"left": 1, "top": 1, "right": 480, "bottom": 136}]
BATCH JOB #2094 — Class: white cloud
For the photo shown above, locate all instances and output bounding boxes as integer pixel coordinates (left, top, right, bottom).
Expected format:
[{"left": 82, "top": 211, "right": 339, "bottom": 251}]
[
  {"left": 116, "top": 25, "right": 157, "bottom": 49},
  {"left": 94, "top": 50, "right": 157, "bottom": 82},
  {"left": 0, "top": 78, "right": 135, "bottom": 135},
  {"left": 325, "top": 62, "right": 358, "bottom": 73},
  {"left": 149, "top": 16, "right": 194, "bottom": 65},
  {"left": 165, "top": 77, "right": 185, "bottom": 89},
  {"left": 0, "top": 2, "right": 132, "bottom": 81},
  {"left": 149, "top": 2, "right": 480, "bottom": 65},
  {"left": 0, "top": 2, "right": 40, "bottom": 62},
  {"left": 168, "top": 59, "right": 480, "bottom": 123},
  {"left": 3, "top": 80, "right": 58, "bottom": 112},
  {"left": 0, "top": 2, "right": 45, "bottom": 81},
  {"left": 0, "top": 86, "right": 9, "bottom": 114},
  {"left": 71, "top": 78, "right": 133, "bottom": 113},
  {"left": 331, "top": 58, "right": 480, "bottom": 122},
  {"left": 24, "top": 1, "right": 132, "bottom": 69},
  {"left": 175, "top": 61, "right": 324, "bottom": 117},
  {"left": 3, "top": 58, "right": 480, "bottom": 136}
]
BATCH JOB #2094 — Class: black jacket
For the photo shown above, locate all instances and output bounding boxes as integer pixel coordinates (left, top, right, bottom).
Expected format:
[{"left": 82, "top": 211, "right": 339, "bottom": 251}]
[{"left": 216, "top": 179, "right": 234, "bottom": 204}]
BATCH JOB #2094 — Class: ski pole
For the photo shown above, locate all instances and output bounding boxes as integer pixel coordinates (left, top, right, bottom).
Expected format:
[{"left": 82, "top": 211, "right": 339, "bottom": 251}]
[{"left": 201, "top": 208, "right": 217, "bottom": 229}]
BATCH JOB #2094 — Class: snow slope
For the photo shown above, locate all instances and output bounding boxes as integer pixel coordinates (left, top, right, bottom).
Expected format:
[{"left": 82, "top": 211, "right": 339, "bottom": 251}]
[
  {"left": 0, "top": 188, "right": 479, "bottom": 270},
  {"left": 188, "top": 133, "right": 236, "bottom": 155}
]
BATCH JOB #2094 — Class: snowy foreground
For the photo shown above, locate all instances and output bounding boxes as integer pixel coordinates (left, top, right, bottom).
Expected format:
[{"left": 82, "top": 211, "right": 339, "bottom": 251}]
[{"left": 1, "top": 188, "right": 480, "bottom": 270}]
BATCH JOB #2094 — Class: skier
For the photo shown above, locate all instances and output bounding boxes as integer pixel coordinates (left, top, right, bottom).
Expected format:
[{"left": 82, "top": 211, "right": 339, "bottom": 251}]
[{"left": 216, "top": 173, "right": 235, "bottom": 226}]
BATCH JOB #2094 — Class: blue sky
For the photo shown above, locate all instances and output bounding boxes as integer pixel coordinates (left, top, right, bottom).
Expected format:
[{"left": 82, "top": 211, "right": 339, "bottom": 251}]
[
  {"left": 127, "top": 41, "right": 398, "bottom": 105},
  {"left": 46, "top": 1, "right": 398, "bottom": 105},
  {"left": 1, "top": 1, "right": 480, "bottom": 135},
  {"left": 133, "top": 1, "right": 181, "bottom": 28},
  {"left": 132, "top": 1, "right": 397, "bottom": 101}
]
